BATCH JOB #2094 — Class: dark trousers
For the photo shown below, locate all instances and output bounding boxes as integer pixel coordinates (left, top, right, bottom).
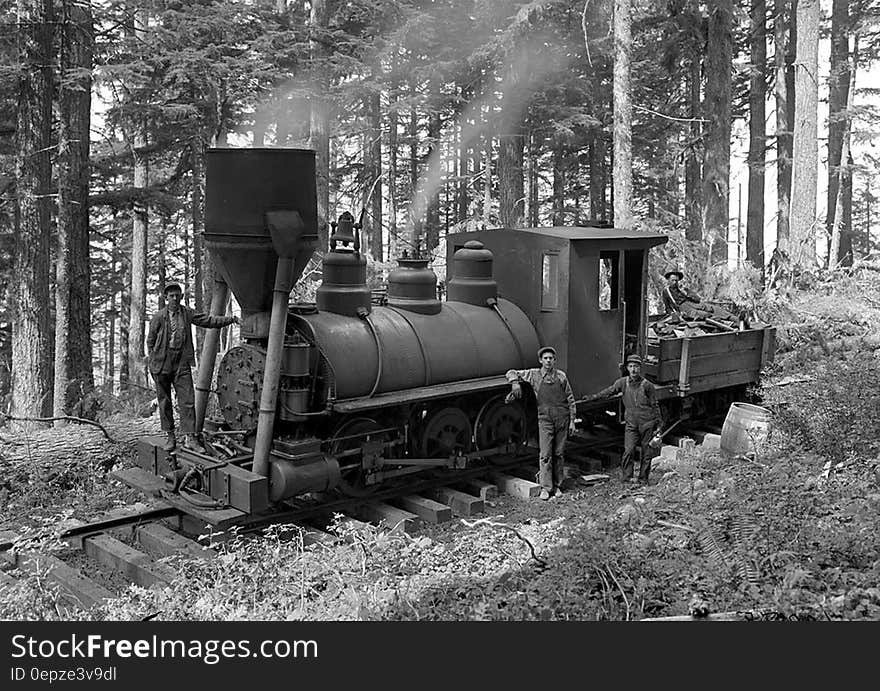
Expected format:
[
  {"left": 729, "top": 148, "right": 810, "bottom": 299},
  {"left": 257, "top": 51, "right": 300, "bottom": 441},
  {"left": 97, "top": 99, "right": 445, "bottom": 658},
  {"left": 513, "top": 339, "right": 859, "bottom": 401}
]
[
  {"left": 622, "top": 421, "right": 657, "bottom": 482},
  {"left": 537, "top": 414, "right": 568, "bottom": 491},
  {"left": 152, "top": 366, "right": 196, "bottom": 435}
]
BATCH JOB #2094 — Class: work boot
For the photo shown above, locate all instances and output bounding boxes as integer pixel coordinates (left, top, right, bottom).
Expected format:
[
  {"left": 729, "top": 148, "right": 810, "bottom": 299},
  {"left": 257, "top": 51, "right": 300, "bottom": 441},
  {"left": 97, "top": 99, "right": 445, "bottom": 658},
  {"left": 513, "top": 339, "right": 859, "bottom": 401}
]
[
  {"left": 184, "top": 434, "right": 206, "bottom": 454},
  {"left": 554, "top": 486, "right": 565, "bottom": 497},
  {"left": 539, "top": 489, "right": 551, "bottom": 501},
  {"left": 163, "top": 431, "right": 177, "bottom": 452}
]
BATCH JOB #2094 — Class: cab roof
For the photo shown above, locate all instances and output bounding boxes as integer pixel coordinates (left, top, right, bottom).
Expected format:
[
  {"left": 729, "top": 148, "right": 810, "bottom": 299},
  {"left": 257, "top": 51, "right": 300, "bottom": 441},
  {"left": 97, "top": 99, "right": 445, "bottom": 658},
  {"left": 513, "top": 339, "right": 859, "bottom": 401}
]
[{"left": 484, "top": 226, "right": 669, "bottom": 245}]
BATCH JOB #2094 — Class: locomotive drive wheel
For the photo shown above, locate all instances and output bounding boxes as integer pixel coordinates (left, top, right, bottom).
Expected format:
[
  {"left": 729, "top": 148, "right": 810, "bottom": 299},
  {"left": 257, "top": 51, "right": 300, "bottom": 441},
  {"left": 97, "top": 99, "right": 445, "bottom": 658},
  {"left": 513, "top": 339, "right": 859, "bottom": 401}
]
[
  {"left": 418, "top": 406, "right": 473, "bottom": 458},
  {"left": 329, "top": 417, "right": 394, "bottom": 497},
  {"left": 474, "top": 395, "right": 528, "bottom": 462}
]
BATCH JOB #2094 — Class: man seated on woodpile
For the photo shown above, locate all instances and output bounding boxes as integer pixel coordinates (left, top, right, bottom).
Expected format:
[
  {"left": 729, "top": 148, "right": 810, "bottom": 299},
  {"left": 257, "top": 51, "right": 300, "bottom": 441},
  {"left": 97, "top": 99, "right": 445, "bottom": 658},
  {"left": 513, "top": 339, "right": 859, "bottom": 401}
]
[
  {"left": 661, "top": 269, "right": 736, "bottom": 324},
  {"left": 662, "top": 269, "right": 708, "bottom": 318}
]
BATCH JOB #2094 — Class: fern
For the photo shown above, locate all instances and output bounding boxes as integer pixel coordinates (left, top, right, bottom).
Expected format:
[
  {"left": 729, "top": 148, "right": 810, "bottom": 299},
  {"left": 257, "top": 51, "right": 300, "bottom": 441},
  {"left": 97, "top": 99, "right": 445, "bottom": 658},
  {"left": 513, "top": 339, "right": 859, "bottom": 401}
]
[{"left": 695, "top": 523, "right": 729, "bottom": 572}]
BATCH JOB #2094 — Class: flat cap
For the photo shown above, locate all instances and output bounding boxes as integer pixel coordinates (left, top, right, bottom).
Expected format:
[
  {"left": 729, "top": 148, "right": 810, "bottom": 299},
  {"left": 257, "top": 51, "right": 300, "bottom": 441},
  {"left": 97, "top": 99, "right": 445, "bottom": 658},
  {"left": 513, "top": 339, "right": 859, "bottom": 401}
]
[
  {"left": 537, "top": 346, "right": 557, "bottom": 358},
  {"left": 625, "top": 354, "right": 643, "bottom": 365}
]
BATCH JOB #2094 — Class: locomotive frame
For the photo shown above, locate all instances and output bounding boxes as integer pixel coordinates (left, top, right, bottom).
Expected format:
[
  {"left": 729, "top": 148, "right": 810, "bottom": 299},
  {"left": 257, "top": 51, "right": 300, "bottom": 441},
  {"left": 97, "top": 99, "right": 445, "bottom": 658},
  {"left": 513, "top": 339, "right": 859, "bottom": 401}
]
[{"left": 124, "top": 148, "right": 775, "bottom": 525}]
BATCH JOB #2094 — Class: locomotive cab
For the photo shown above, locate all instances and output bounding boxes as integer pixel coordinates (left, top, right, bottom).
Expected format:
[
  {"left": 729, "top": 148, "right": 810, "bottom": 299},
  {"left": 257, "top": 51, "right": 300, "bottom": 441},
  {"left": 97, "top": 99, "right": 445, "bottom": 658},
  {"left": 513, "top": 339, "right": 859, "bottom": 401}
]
[{"left": 446, "top": 227, "right": 668, "bottom": 404}]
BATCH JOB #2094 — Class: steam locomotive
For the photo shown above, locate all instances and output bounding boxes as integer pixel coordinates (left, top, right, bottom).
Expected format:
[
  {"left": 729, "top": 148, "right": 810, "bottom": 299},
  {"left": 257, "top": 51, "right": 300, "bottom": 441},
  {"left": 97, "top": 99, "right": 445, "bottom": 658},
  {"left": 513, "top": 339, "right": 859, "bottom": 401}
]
[{"left": 132, "top": 148, "right": 775, "bottom": 517}]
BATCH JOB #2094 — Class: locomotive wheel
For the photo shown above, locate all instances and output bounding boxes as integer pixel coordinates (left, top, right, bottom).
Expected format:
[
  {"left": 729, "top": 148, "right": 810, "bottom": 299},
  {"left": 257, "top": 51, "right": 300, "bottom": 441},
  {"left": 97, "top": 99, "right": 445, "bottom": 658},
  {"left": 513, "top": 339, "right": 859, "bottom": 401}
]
[
  {"left": 419, "top": 406, "right": 473, "bottom": 458},
  {"left": 474, "top": 395, "right": 528, "bottom": 461},
  {"left": 329, "top": 417, "right": 392, "bottom": 497}
]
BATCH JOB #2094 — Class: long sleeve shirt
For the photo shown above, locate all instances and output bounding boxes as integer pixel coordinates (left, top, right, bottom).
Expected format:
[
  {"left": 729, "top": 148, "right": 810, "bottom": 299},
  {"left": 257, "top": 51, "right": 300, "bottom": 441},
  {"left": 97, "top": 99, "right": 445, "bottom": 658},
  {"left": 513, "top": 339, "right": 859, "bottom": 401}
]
[
  {"left": 146, "top": 305, "right": 236, "bottom": 374},
  {"left": 662, "top": 284, "right": 701, "bottom": 314},
  {"left": 505, "top": 367, "right": 577, "bottom": 420},
  {"left": 591, "top": 375, "right": 662, "bottom": 428}
]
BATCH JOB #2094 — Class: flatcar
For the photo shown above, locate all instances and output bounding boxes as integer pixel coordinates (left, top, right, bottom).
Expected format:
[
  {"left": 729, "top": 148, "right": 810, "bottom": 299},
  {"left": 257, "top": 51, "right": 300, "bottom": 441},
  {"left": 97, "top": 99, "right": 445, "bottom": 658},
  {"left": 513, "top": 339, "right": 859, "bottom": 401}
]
[{"left": 131, "top": 148, "right": 775, "bottom": 516}]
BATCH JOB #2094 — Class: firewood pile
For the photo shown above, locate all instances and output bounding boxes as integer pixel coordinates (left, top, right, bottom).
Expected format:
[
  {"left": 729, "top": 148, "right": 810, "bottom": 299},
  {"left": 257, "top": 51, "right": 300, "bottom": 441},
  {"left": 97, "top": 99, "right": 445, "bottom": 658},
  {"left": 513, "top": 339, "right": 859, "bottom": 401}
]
[{"left": 649, "top": 305, "right": 767, "bottom": 340}]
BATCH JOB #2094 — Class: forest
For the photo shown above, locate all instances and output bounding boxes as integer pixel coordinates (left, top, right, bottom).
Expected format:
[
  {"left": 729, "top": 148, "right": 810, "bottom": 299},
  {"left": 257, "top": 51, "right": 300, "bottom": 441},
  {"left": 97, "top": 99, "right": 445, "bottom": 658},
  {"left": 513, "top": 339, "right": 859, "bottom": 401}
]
[
  {"left": 1, "top": 0, "right": 880, "bottom": 622},
  {"left": 1, "top": 0, "right": 878, "bottom": 417}
]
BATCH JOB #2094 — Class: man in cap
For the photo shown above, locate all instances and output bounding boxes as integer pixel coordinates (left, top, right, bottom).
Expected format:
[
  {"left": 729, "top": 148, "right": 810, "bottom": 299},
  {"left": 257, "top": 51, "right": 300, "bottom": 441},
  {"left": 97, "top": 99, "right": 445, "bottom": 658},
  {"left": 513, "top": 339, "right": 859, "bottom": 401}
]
[
  {"left": 585, "top": 354, "right": 662, "bottom": 485},
  {"left": 505, "top": 346, "right": 577, "bottom": 500},
  {"left": 146, "top": 282, "right": 240, "bottom": 453}
]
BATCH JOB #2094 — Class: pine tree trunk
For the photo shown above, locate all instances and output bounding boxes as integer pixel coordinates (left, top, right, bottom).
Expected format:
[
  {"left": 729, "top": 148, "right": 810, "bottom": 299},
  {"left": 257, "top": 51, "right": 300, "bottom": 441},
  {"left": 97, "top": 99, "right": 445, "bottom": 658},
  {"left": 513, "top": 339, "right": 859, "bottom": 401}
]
[
  {"left": 589, "top": 128, "right": 606, "bottom": 223},
  {"left": 703, "top": 0, "right": 733, "bottom": 263},
  {"left": 157, "top": 219, "right": 167, "bottom": 310},
  {"left": 387, "top": 76, "right": 399, "bottom": 260},
  {"left": 746, "top": 0, "right": 767, "bottom": 270},
  {"left": 498, "top": 129, "right": 524, "bottom": 229},
  {"left": 552, "top": 143, "right": 565, "bottom": 226},
  {"left": 127, "top": 7, "right": 149, "bottom": 390},
  {"left": 118, "top": 254, "right": 131, "bottom": 390},
  {"left": 105, "top": 297, "right": 115, "bottom": 394},
  {"left": 54, "top": 0, "right": 94, "bottom": 420},
  {"left": 685, "top": 45, "right": 703, "bottom": 242},
  {"left": 457, "top": 85, "right": 471, "bottom": 225},
  {"left": 840, "top": 151, "right": 854, "bottom": 263},
  {"left": 498, "top": 61, "right": 524, "bottom": 230},
  {"left": 790, "top": 0, "right": 820, "bottom": 268},
  {"left": 409, "top": 97, "right": 421, "bottom": 249},
  {"left": 482, "top": 128, "right": 493, "bottom": 228},
  {"left": 826, "top": 0, "right": 850, "bottom": 265},
  {"left": 309, "top": 0, "right": 330, "bottom": 249},
  {"left": 830, "top": 37, "right": 857, "bottom": 267},
  {"left": 612, "top": 0, "right": 633, "bottom": 229},
  {"left": 369, "top": 89, "right": 383, "bottom": 261},
  {"left": 12, "top": 0, "right": 53, "bottom": 420},
  {"left": 527, "top": 126, "right": 539, "bottom": 227},
  {"left": 191, "top": 135, "right": 205, "bottom": 355},
  {"left": 426, "top": 112, "right": 441, "bottom": 249},
  {"left": 774, "top": 0, "right": 794, "bottom": 246}
]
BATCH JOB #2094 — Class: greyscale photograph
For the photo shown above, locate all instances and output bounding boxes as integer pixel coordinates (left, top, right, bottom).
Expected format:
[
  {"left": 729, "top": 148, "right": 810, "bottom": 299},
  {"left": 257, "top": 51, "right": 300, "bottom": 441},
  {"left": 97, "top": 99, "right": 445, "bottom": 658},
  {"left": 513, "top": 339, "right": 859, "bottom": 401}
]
[{"left": 1, "top": 0, "right": 878, "bottom": 624}]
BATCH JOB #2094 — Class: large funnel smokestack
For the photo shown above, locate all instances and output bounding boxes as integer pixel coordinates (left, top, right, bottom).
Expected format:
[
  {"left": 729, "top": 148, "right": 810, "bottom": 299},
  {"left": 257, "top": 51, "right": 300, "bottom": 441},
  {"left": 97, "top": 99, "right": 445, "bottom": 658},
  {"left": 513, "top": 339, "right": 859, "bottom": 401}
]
[{"left": 205, "top": 148, "right": 318, "bottom": 337}]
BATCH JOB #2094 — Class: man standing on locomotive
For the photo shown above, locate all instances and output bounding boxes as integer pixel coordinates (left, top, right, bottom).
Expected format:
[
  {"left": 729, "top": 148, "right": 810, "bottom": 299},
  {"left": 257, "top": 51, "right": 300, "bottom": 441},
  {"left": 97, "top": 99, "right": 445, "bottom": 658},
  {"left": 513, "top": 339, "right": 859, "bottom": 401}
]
[
  {"left": 146, "top": 282, "right": 240, "bottom": 453},
  {"left": 505, "top": 347, "right": 577, "bottom": 501},
  {"left": 585, "top": 354, "right": 662, "bottom": 485}
]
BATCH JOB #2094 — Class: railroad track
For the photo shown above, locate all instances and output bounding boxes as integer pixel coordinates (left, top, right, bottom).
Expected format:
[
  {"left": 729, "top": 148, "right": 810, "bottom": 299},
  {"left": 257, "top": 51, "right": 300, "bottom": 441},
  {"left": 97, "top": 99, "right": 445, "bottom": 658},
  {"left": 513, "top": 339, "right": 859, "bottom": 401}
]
[{"left": 0, "top": 422, "right": 721, "bottom": 610}]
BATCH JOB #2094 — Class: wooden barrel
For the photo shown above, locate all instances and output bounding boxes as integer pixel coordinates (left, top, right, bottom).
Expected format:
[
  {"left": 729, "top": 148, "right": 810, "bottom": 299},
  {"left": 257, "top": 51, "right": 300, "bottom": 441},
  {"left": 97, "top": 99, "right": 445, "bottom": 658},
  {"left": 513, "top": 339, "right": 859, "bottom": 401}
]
[{"left": 720, "top": 402, "right": 772, "bottom": 456}]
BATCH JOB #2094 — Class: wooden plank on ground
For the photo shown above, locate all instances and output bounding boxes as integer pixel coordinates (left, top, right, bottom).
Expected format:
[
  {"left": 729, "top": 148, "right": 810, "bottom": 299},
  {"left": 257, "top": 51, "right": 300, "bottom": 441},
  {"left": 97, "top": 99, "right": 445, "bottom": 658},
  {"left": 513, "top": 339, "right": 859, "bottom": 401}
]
[
  {"left": 136, "top": 523, "right": 214, "bottom": 561},
  {"left": 492, "top": 472, "right": 541, "bottom": 500},
  {"left": 349, "top": 503, "right": 420, "bottom": 535},
  {"left": 83, "top": 534, "right": 176, "bottom": 588},
  {"left": 393, "top": 495, "right": 453, "bottom": 524},
  {"left": 111, "top": 467, "right": 166, "bottom": 497},
  {"left": 424, "top": 487, "right": 484, "bottom": 517},
  {"left": 12, "top": 552, "right": 114, "bottom": 608},
  {"left": 457, "top": 478, "right": 498, "bottom": 501}
]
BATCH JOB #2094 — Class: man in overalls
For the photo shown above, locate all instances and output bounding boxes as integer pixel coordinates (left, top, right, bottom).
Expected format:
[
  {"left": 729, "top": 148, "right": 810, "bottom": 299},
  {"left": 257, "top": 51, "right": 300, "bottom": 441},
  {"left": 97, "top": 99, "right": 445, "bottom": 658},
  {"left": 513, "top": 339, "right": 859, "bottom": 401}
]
[
  {"left": 506, "top": 347, "right": 577, "bottom": 500},
  {"left": 586, "top": 354, "right": 662, "bottom": 484}
]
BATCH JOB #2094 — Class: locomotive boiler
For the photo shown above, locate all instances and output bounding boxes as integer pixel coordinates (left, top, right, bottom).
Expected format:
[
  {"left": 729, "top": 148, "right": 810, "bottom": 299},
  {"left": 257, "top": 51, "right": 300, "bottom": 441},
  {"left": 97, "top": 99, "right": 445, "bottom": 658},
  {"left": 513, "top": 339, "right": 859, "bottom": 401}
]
[
  {"left": 173, "top": 148, "right": 540, "bottom": 507},
  {"left": 130, "top": 147, "right": 775, "bottom": 518}
]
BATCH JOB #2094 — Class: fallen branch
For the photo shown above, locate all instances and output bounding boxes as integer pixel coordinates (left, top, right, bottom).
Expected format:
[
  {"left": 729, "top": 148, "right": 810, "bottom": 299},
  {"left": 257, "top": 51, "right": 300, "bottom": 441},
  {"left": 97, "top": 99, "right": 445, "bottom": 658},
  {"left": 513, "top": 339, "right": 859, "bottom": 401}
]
[
  {"left": 460, "top": 518, "right": 547, "bottom": 568},
  {"left": 1, "top": 414, "right": 114, "bottom": 442},
  {"left": 656, "top": 519, "right": 697, "bottom": 533}
]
